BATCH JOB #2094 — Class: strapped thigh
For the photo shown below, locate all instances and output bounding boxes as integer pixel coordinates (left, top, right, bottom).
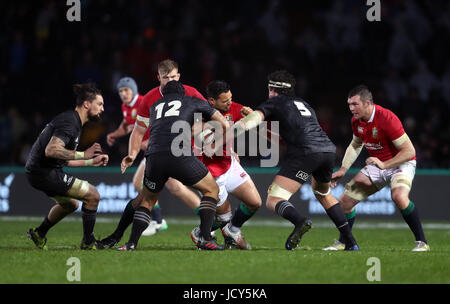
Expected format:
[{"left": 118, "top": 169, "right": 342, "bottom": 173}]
[{"left": 66, "top": 178, "right": 90, "bottom": 198}]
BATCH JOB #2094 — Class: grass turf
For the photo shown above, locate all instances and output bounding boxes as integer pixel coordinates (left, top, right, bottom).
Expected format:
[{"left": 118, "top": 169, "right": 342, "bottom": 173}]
[{"left": 0, "top": 216, "right": 449, "bottom": 284}]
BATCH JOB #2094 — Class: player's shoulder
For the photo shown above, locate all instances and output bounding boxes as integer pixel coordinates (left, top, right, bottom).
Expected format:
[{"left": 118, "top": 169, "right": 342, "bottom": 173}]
[
  {"left": 53, "top": 110, "right": 76, "bottom": 123},
  {"left": 142, "top": 87, "right": 162, "bottom": 103},
  {"left": 182, "top": 84, "right": 199, "bottom": 93},
  {"left": 375, "top": 104, "right": 399, "bottom": 122}
]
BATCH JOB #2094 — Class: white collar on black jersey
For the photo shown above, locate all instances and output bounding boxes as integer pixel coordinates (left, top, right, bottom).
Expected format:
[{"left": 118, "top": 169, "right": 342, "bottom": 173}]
[
  {"left": 126, "top": 94, "right": 139, "bottom": 108},
  {"left": 367, "top": 105, "right": 376, "bottom": 123}
]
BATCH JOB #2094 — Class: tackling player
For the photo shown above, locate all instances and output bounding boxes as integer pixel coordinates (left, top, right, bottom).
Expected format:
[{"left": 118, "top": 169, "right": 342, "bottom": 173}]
[
  {"left": 231, "top": 70, "right": 359, "bottom": 250},
  {"left": 323, "top": 85, "right": 429, "bottom": 252},
  {"left": 100, "top": 60, "right": 205, "bottom": 248},
  {"left": 119, "top": 80, "right": 229, "bottom": 250}
]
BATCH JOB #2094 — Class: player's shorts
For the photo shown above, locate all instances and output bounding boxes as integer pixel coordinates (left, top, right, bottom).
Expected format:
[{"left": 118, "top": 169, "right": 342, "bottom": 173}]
[
  {"left": 361, "top": 160, "right": 416, "bottom": 190},
  {"left": 26, "top": 168, "right": 76, "bottom": 197},
  {"left": 143, "top": 152, "right": 209, "bottom": 193},
  {"left": 278, "top": 151, "right": 335, "bottom": 184},
  {"left": 216, "top": 155, "right": 250, "bottom": 207}
]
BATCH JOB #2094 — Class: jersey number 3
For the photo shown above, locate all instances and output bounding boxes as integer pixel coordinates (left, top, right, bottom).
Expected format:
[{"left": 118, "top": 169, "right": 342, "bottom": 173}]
[
  {"left": 155, "top": 100, "right": 182, "bottom": 119},
  {"left": 294, "top": 101, "right": 312, "bottom": 117}
]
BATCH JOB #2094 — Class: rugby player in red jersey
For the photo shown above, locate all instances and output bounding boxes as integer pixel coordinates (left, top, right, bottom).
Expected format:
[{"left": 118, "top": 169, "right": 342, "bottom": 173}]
[
  {"left": 190, "top": 80, "right": 261, "bottom": 249},
  {"left": 324, "top": 85, "right": 429, "bottom": 252}
]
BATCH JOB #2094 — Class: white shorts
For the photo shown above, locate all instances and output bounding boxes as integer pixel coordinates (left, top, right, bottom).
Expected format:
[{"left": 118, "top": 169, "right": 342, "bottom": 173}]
[
  {"left": 216, "top": 156, "right": 250, "bottom": 207},
  {"left": 361, "top": 160, "right": 416, "bottom": 190}
]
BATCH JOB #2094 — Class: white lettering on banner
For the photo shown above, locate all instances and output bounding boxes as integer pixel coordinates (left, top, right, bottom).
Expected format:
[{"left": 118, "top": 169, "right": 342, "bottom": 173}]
[
  {"left": 300, "top": 184, "right": 396, "bottom": 215},
  {"left": 75, "top": 182, "right": 137, "bottom": 213},
  {"left": 0, "top": 174, "right": 14, "bottom": 213}
]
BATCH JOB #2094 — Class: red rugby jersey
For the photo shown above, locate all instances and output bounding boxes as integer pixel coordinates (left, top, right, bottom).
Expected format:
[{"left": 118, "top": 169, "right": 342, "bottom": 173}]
[
  {"left": 202, "top": 101, "right": 243, "bottom": 178},
  {"left": 351, "top": 104, "right": 416, "bottom": 162},
  {"left": 121, "top": 94, "right": 150, "bottom": 141}
]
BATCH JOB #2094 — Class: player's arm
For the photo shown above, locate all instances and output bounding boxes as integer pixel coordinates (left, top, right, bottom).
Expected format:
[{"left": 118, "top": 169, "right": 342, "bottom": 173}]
[
  {"left": 121, "top": 116, "right": 147, "bottom": 173},
  {"left": 366, "top": 133, "right": 415, "bottom": 170},
  {"left": 331, "top": 135, "right": 364, "bottom": 186},
  {"left": 67, "top": 154, "right": 109, "bottom": 167},
  {"left": 231, "top": 110, "right": 265, "bottom": 138},
  {"left": 45, "top": 136, "right": 102, "bottom": 160},
  {"left": 107, "top": 120, "right": 131, "bottom": 146}
]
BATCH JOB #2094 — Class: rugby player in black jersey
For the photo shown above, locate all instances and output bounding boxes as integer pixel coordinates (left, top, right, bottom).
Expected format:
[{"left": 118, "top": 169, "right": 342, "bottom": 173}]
[
  {"left": 232, "top": 70, "right": 359, "bottom": 251},
  {"left": 119, "top": 80, "right": 229, "bottom": 251},
  {"left": 26, "top": 83, "right": 109, "bottom": 250}
]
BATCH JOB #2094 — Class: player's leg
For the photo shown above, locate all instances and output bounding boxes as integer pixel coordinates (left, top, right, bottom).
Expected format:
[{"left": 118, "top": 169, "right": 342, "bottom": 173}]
[
  {"left": 323, "top": 171, "right": 378, "bottom": 250},
  {"left": 390, "top": 170, "right": 429, "bottom": 251},
  {"left": 66, "top": 178, "right": 104, "bottom": 249},
  {"left": 99, "top": 192, "right": 143, "bottom": 248},
  {"left": 27, "top": 197, "right": 79, "bottom": 250},
  {"left": 118, "top": 186, "right": 160, "bottom": 251},
  {"left": 267, "top": 175, "right": 312, "bottom": 250},
  {"left": 311, "top": 177, "right": 358, "bottom": 250},
  {"left": 165, "top": 177, "right": 201, "bottom": 211},
  {"left": 223, "top": 176, "right": 262, "bottom": 250},
  {"left": 190, "top": 173, "right": 229, "bottom": 245},
  {"left": 134, "top": 158, "right": 169, "bottom": 236}
]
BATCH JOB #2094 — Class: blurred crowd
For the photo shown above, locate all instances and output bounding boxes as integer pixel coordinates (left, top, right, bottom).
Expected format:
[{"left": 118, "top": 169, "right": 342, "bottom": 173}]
[{"left": 1, "top": 0, "right": 449, "bottom": 168}]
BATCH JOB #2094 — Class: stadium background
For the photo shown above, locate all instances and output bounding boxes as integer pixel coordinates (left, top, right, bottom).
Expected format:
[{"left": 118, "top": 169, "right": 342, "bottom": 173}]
[{"left": 0, "top": 0, "right": 449, "bottom": 219}]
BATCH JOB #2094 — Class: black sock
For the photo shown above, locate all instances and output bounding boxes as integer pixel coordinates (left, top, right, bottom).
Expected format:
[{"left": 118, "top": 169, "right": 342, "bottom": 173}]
[
  {"left": 231, "top": 202, "right": 257, "bottom": 228},
  {"left": 112, "top": 199, "right": 135, "bottom": 239},
  {"left": 401, "top": 201, "right": 427, "bottom": 243},
  {"left": 151, "top": 204, "right": 163, "bottom": 224},
  {"left": 326, "top": 204, "right": 356, "bottom": 247},
  {"left": 274, "top": 200, "right": 306, "bottom": 226},
  {"left": 36, "top": 217, "right": 55, "bottom": 238},
  {"left": 198, "top": 196, "right": 217, "bottom": 240},
  {"left": 81, "top": 207, "right": 97, "bottom": 243},
  {"left": 128, "top": 207, "right": 152, "bottom": 246},
  {"left": 339, "top": 209, "right": 356, "bottom": 243}
]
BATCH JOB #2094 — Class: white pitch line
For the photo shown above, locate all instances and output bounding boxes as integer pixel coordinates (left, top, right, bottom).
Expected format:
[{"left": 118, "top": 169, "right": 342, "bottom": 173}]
[{"left": 1, "top": 216, "right": 449, "bottom": 229}]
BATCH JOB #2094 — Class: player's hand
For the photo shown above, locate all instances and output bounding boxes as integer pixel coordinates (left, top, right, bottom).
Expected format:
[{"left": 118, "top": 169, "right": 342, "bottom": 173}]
[
  {"left": 331, "top": 168, "right": 346, "bottom": 188},
  {"left": 92, "top": 154, "right": 109, "bottom": 167},
  {"left": 366, "top": 157, "right": 385, "bottom": 170},
  {"left": 106, "top": 133, "right": 116, "bottom": 146},
  {"left": 84, "top": 142, "right": 103, "bottom": 159},
  {"left": 121, "top": 155, "right": 135, "bottom": 174},
  {"left": 240, "top": 106, "right": 253, "bottom": 117}
]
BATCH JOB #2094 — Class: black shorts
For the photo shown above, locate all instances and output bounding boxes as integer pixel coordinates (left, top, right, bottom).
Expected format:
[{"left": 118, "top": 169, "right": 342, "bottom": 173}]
[
  {"left": 143, "top": 152, "right": 209, "bottom": 193},
  {"left": 278, "top": 151, "right": 336, "bottom": 184},
  {"left": 26, "top": 168, "right": 76, "bottom": 197}
]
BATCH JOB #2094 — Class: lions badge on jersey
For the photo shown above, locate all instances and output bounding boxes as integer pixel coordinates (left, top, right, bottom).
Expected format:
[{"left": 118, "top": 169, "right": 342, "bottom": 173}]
[
  {"left": 224, "top": 114, "right": 233, "bottom": 121},
  {"left": 358, "top": 126, "right": 364, "bottom": 134},
  {"left": 131, "top": 109, "right": 137, "bottom": 120},
  {"left": 372, "top": 127, "right": 378, "bottom": 139}
]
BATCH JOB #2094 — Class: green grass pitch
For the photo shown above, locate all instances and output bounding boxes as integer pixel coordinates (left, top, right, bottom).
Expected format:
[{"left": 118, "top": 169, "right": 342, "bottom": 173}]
[{"left": 0, "top": 216, "right": 449, "bottom": 284}]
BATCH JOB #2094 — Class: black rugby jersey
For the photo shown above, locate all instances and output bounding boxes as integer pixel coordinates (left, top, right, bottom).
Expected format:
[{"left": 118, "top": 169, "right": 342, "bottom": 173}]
[
  {"left": 25, "top": 110, "right": 82, "bottom": 172},
  {"left": 256, "top": 95, "right": 336, "bottom": 155},
  {"left": 146, "top": 93, "right": 217, "bottom": 154}
]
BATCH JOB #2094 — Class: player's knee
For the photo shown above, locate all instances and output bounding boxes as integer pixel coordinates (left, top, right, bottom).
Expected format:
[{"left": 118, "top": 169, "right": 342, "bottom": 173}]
[
  {"left": 165, "top": 178, "right": 183, "bottom": 194},
  {"left": 68, "top": 200, "right": 79, "bottom": 212}
]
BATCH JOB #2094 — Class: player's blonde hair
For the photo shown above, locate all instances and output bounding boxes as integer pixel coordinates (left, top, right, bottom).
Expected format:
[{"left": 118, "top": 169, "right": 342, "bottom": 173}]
[{"left": 158, "top": 59, "right": 178, "bottom": 76}]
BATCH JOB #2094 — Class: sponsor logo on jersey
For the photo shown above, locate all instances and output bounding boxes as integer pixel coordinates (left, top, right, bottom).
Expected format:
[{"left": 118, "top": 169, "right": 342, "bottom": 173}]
[
  {"left": 240, "top": 172, "right": 247, "bottom": 178},
  {"left": 295, "top": 170, "right": 309, "bottom": 181},
  {"left": 63, "top": 174, "right": 73, "bottom": 186},
  {"left": 224, "top": 114, "right": 233, "bottom": 121},
  {"left": 358, "top": 126, "right": 364, "bottom": 134},
  {"left": 372, "top": 127, "right": 378, "bottom": 139},
  {"left": 365, "top": 142, "right": 383, "bottom": 150},
  {"left": 144, "top": 177, "right": 156, "bottom": 190}
]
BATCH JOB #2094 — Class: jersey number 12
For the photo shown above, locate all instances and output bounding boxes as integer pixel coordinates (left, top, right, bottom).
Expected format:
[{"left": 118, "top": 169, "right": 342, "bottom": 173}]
[
  {"left": 294, "top": 101, "right": 312, "bottom": 117},
  {"left": 155, "top": 100, "right": 181, "bottom": 119}
]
